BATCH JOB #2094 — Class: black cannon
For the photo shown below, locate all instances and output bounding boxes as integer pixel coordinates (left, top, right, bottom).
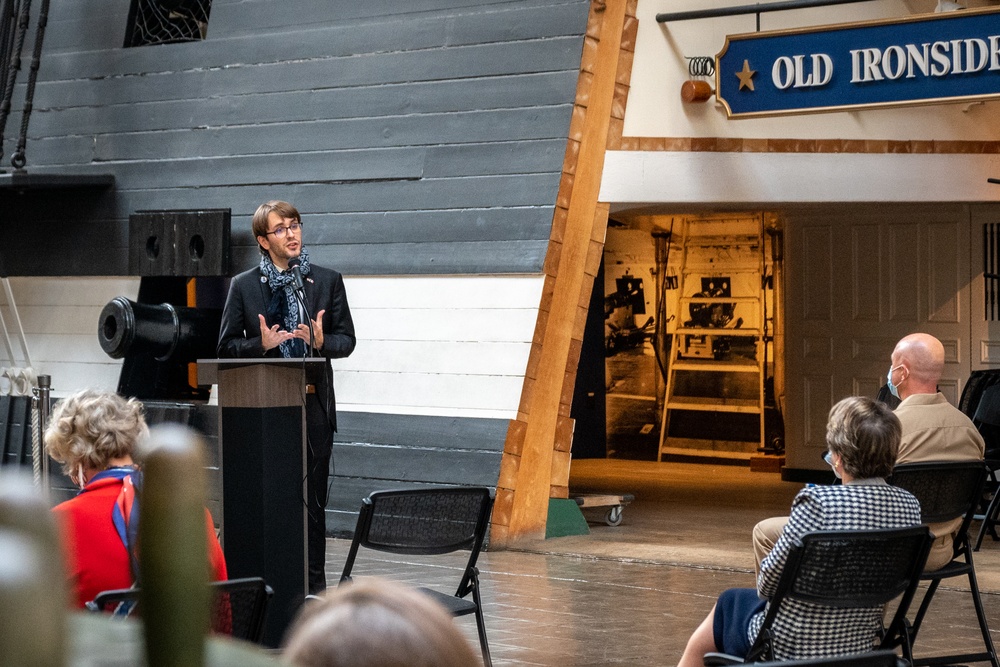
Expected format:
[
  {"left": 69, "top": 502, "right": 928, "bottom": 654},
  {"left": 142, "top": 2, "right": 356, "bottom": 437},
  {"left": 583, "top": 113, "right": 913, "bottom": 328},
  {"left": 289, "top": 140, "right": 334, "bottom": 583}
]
[
  {"left": 98, "top": 297, "right": 221, "bottom": 399},
  {"left": 99, "top": 297, "right": 221, "bottom": 362}
]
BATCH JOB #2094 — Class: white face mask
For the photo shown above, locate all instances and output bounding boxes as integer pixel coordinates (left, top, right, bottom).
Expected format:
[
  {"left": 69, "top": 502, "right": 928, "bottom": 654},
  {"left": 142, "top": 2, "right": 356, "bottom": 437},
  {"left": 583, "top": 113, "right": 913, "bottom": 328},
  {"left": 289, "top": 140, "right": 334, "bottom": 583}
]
[{"left": 76, "top": 464, "right": 87, "bottom": 490}]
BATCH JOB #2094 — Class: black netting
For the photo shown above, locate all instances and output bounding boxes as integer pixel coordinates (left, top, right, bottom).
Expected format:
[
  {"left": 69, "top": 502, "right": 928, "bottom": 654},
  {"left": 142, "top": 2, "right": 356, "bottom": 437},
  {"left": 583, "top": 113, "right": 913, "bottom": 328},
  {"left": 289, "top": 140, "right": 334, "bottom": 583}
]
[
  {"left": 365, "top": 490, "right": 487, "bottom": 553},
  {"left": 790, "top": 531, "right": 923, "bottom": 608},
  {"left": 890, "top": 463, "right": 983, "bottom": 524},
  {"left": 210, "top": 580, "right": 265, "bottom": 641},
  {"left": 90, "top": 578, "right": 266, "bottom": 643},
  {"left": 125, "top": 0, "right": 211, "bottom": 47}
]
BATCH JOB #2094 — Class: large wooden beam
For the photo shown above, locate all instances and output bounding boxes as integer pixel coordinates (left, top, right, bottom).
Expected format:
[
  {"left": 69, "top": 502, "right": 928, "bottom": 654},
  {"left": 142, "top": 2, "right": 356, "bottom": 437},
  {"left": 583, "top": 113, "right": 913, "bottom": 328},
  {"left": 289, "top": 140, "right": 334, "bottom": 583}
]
[{"left": 497, "top": 0, "right": 629, "bottom": 545}]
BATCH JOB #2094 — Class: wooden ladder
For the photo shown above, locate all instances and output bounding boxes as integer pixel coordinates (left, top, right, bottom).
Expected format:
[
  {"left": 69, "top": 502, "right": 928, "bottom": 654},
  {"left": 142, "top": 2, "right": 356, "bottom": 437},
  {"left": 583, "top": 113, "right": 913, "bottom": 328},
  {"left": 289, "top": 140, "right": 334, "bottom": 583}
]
[{"left": 657, "top": 217, "right": 766, "bottom": 461}]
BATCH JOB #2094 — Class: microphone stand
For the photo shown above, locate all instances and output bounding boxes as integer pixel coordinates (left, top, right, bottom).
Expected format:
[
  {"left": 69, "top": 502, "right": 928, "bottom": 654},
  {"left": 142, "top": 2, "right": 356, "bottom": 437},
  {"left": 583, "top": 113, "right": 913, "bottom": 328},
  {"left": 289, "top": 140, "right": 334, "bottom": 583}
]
[
  {"left": 288, "top": 259, "right": 315, "bottom": 358},
  {"left": 292, "top": 286, "right": 315, "bottom": 358}
]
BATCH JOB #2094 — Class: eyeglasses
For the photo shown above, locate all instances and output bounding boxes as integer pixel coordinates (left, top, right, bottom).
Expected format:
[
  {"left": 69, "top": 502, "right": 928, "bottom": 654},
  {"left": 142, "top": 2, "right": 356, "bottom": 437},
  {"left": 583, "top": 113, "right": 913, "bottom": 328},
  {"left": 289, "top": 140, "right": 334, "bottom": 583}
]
[{"left": 265, "top": 222, "right": 302, "bottom": 238}]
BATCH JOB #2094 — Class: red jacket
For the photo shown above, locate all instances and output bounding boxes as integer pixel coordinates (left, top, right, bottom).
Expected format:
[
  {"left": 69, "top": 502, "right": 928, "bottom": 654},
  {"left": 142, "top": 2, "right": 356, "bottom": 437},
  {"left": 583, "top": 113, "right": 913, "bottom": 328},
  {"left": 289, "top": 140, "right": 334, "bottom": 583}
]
[{"left": 53, "top": 475, "right": 228, "bottom": 608}]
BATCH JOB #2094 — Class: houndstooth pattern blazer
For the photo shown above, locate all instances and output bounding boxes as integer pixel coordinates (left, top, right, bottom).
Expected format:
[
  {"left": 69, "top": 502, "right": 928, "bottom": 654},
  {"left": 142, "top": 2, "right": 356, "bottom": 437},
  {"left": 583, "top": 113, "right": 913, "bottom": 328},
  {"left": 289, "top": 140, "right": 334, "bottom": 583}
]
[{"left": 751, "top": 480, "right": 922, "bottom": 659}]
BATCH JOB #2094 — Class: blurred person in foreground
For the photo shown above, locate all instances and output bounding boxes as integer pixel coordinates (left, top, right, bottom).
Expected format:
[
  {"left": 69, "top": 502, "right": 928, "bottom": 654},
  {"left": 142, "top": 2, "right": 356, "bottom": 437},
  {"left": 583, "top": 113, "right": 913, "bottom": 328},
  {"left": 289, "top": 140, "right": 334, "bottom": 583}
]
[
  {"left": 45, "top": 389, "right": 228, "bottom": 608},
  {"left": 283, "top": 577, "right": 479, "bottom": 667},
  {"left": 677, "top": 396, "right": 923, "bottom": 666}
]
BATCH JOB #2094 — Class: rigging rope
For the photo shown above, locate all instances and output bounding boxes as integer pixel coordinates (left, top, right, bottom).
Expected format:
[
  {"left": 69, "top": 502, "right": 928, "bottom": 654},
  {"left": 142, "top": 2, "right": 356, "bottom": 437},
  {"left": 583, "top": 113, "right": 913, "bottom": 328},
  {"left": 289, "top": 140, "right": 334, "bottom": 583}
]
[
  {"left": 0, "top": 0, "right": 30, "bottom": 166},
  {"left": 11, "top": 0, "right": 48, "bottom": 168}
]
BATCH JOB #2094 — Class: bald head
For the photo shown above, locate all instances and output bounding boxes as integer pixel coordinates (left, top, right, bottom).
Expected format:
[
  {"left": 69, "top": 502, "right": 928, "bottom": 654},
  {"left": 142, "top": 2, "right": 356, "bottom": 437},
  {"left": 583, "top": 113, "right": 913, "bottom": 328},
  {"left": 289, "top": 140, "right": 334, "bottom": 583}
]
[{"left": 890, "top": 333, "right": 945, "bottom": 398}]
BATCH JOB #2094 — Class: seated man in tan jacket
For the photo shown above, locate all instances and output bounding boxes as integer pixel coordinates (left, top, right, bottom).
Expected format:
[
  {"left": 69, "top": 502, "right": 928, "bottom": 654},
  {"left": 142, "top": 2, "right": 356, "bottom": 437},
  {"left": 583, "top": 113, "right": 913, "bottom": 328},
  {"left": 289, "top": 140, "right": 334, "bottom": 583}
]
[{"left": 753, "top": 333, "right": 985, "bottom": 573}]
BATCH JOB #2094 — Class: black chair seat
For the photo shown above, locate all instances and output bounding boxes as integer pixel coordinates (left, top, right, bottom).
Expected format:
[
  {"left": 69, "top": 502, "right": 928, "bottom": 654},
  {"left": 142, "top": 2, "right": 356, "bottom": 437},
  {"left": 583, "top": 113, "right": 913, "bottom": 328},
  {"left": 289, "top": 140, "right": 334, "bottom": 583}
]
[
  {"left": 919, "top": 559, "right": 972, "bottom": 580},
  {"left": 707, "top": 650, "right": 907, "bottom": 667},
  {"left": 421, "top": 586, "right": 478, "bottom": 616}
]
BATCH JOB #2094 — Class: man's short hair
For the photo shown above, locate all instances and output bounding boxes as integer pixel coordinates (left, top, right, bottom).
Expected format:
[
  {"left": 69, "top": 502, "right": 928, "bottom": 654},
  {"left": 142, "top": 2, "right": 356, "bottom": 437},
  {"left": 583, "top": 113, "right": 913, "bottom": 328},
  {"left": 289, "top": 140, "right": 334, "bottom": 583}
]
[{"left": 252, "top": 200, "right": 301, "bottom": 255}]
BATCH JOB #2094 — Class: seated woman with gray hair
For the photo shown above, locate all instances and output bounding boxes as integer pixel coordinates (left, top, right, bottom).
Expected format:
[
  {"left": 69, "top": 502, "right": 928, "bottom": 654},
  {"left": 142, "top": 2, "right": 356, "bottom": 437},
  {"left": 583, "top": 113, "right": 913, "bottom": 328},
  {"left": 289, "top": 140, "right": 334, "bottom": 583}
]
[
  {"left": 677, "top": 395, "right": 923, "bottom": 665},
  {"left": 45, "top": 389, "right": 227, "bottom": 608}
]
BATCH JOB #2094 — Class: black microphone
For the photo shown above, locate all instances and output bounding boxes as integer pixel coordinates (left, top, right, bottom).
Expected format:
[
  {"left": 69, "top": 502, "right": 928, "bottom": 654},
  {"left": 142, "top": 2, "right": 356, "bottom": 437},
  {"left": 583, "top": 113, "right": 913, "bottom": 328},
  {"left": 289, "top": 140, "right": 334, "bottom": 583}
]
[
  {"left": 287, "top": 257, "right": 305, "bottom": 293},
  {"left": 287, "top": 256, "right": 314, "bottom": 357}
]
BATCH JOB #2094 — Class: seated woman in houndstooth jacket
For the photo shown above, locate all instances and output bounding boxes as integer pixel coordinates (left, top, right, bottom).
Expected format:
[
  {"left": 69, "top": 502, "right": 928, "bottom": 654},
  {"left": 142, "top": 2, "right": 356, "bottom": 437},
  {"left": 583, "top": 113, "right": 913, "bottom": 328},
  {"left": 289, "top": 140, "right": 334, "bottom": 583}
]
[{"left": 677, "top": 395, "right": 923, "bottom": 667}]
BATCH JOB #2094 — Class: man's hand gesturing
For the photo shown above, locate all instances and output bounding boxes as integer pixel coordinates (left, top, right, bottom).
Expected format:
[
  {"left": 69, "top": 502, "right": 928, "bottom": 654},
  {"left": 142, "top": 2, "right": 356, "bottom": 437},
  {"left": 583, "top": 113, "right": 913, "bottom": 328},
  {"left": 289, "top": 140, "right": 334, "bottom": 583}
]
[{"left": 258, "top": 314, "right": 293, "bottom": 351}]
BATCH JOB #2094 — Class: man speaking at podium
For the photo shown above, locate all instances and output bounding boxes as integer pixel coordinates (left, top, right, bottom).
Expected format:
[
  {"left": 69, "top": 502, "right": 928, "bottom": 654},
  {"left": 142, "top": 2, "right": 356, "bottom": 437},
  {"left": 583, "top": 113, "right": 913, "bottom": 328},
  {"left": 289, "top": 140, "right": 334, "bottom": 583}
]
[{"left": 218, "top": 200, "right": 356, "bottom": 593}]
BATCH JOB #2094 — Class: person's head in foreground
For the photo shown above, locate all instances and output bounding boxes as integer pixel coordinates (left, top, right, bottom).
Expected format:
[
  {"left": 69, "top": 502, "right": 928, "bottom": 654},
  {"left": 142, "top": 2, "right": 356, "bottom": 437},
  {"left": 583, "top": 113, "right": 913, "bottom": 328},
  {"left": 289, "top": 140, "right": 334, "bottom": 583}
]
[
  {"left": 824, "top": 395, "right": 901, "bottom": 482},
  {"left": 283, "top": 577, "right": 479, "bottom": 667},
  {"left": 44, "top": 389, "right": 147, "bottom": 487}
]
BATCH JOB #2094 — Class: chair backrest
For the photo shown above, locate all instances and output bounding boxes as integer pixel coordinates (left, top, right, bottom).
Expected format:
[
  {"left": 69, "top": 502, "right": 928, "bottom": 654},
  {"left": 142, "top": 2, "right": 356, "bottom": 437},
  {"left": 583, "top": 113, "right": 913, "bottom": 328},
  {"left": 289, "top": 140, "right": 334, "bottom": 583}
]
[
  {"left": 959, "top": 369, "right": 1000, "bottom": 421},
  {"left": 209, "top": 577, "right": 273, "bottom": 644},
  {"left": 748, "top": 649, "right": 906, "bottom": 667},
  {"left": 959, "top": 370, "right": 1000, "bottom": 456},
  {"left": 776, "top": 527, "right": 930, "bottom": 608},
  {"left": 974, "top": 385, "right": 1000, "bottom": 426},
  {"left": 889, "top": 461, "right": 986, "bottom": 526},
  {"left": 341, "top": 487, "right": 494, "bottom": 597},
  {"left": 973, "top": 385, "right": 1000, "bottom": 456},
  {"left": 87, "top": 577, "right": 273, "bottom": 644},
  {"left": 752, "top": 526, "right": 931, "bottom": 660}
]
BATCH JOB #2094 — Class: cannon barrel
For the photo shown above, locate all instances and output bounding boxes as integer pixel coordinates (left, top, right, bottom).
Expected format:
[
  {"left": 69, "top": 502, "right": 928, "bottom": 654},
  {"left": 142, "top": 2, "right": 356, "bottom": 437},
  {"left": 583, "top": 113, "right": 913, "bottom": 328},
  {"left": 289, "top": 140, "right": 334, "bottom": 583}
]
[{"left": 98, "top": 297, "right": 221, "bottom": 362}]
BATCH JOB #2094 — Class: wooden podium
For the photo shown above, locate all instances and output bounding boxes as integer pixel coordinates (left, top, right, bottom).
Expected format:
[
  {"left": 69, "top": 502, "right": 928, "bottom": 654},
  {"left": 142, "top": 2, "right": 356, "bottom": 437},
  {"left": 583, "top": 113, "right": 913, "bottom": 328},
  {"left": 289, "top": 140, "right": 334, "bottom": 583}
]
[{"left": 197, "top": 357, "right": 327, "bottom": 647}]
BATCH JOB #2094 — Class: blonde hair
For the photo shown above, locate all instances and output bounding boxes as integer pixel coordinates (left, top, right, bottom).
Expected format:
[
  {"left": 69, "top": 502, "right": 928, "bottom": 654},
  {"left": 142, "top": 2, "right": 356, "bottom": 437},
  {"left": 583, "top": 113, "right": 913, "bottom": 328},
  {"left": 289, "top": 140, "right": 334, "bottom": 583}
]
[
  {"left": 283, "top": 577, "right": 479, "bottom": 667},
  {"left": 44, "top": 390, "right": 148, "bottom": 475}
]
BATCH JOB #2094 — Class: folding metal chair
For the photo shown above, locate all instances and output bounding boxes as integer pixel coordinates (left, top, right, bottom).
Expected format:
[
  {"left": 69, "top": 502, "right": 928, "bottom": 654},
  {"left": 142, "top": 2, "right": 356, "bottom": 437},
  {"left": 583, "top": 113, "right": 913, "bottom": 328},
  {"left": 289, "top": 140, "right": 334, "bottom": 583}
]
[
  {"left": 971, "top": 385, "right": 1000, "bottom": 549},
  {"left": 889, "top": 461, "right": 999, "bottom": 667},
  {"left": 705, "top": 526, "right": 931, "bottom": 665},
  {"left": 340, "top": 486, "right": 494, "bottom": 667},
  {"left": 86, "top": 576, "right": 273, "bottom": 644}
]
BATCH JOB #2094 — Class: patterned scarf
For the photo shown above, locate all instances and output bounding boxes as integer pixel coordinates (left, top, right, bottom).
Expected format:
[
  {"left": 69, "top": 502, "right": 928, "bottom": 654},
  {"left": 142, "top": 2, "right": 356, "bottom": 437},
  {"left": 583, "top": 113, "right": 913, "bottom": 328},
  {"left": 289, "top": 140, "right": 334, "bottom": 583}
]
[{"left": 259, "top": 248, "right": 312, "bottom": 358}]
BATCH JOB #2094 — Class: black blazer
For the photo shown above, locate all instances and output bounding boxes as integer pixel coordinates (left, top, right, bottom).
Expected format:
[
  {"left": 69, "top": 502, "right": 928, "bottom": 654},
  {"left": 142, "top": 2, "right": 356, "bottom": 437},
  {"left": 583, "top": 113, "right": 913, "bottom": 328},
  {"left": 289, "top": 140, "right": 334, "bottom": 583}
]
[{"left": 217, "top": 263, "right": 356, "bottom": 431}]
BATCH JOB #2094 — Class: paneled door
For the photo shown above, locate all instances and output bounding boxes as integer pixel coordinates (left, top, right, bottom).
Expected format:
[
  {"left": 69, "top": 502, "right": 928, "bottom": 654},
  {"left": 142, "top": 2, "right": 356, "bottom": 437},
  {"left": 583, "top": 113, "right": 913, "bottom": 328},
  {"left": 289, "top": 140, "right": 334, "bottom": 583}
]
[
  {"left": 971, "top": 205, "right": 1000, "bottom": 372},
  {"left": 783, "top": 204, "right": 973, "bottom": 472}
]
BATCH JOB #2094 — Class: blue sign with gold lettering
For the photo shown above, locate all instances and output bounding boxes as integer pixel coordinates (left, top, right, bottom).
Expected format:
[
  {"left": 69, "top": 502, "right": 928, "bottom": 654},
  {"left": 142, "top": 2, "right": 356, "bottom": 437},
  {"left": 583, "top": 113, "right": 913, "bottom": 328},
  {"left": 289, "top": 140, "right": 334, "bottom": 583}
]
[{"left": 715, "top": 7, "right": 1000, "bottom": 117}]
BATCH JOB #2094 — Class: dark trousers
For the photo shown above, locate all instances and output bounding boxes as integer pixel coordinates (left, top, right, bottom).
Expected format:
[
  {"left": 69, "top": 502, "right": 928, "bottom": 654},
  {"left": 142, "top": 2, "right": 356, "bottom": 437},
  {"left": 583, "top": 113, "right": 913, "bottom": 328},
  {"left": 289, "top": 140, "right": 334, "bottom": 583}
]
[{"left": 306, "top": 394, "right": 334, "bottom": 594}]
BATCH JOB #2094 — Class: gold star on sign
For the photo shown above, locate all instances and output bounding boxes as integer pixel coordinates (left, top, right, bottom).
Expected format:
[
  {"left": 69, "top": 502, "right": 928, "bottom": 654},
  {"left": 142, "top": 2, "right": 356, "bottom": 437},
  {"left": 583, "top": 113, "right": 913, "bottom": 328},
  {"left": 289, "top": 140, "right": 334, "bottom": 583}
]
[{"left": 736, "top": 59, "right": 756, "bottom": 91}]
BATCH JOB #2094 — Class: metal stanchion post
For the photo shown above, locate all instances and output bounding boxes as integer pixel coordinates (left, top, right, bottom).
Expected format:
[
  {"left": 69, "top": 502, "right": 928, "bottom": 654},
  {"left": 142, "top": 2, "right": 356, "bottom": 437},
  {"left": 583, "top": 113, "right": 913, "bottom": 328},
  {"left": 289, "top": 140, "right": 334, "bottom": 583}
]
[{"left": 35, "top": 375, "right": 51, "bottom": 497}]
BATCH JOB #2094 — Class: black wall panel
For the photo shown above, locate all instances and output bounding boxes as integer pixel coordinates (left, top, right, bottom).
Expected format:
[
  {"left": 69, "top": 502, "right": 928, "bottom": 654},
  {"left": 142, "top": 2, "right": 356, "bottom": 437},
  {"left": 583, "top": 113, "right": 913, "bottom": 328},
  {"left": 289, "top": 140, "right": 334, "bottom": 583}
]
[
  {"left": 2, "top": 0, "right": 588, "bottom": 277},
  {"left": 30, "top": 72, "right": 580, "bottom": 136},
  {"left": 330, "top": 412, "right": 505, "bottom": 534}
]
